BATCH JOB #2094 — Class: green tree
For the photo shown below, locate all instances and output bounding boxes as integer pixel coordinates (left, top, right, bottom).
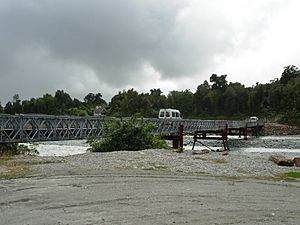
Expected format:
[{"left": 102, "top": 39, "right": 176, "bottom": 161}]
[
  {"left": 108, "top": 91, "right": 126, "bottom": 116},
  {"left": 108, "top": 89, "right": 153, "bottom": 117},
  {"left": 22, "top": 99, "right": 35, "bottom": 114},
  {"left": 84, "top": 93, "right": 106, "bottom": 107},
  {"left": 167, "top": 90, "right": 194, "bottom": 118},
  {"left": 147, "top": 89, "right": 167, "bottom": 117},
  {"left": 210, "top": 74, "right": 228, "bottom": 91},
  {"left": 194, "top": 80, "right": 211, "bottom": 117},
  {"left": 280, "top": 65, "right": 299, "bottom": 85},
  {"left": 12, "top": 94, "right": 22, "bottom": 114},
  {"left": 4, "top": 102, "right": 14, "bottom": 114},
  {"left": 54, "top": 90, "right": 73, "bottom": 114}
]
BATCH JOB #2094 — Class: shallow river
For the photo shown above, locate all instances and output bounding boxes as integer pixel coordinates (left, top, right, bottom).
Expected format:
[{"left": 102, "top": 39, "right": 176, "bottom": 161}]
[{"left": 23, "top": 135, "right": 300, "bottom": 157}]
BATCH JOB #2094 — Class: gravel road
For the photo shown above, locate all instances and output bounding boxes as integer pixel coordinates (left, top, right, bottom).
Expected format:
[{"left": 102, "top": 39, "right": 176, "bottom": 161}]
[
  {"left": 1, "top": 135, "right": 300, "bottom": 225},
  {"left": 1, "top": 173, "right": 300, "bottom": 225}
]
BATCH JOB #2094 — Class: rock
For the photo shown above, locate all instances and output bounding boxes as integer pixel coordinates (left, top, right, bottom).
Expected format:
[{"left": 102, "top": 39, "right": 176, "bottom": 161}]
[
  {"left": 269, "top": 155, "right": 295, "bottom": 167},
  {"left": 293, "top": 157, "right": 300, "bottom": 167},
  {"left": 222, "top": 151, "right": 229, "bottom": 156}
]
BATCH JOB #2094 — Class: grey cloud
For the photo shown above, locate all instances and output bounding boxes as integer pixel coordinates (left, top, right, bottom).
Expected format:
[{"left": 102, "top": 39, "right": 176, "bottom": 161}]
[{"left": 0, "top": 0, "right": 280, "bottom": 104}]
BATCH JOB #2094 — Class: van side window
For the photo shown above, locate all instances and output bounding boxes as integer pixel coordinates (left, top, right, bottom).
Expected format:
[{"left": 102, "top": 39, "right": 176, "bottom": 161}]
[
  {"left": 159, "top": 111, "right": 165, "bottom": 118},
  {"left": 172, "top": 112, "right": 176, "bottom": 117},
  {"left": 176, "top": 112, "right": 180, "bottom": 118},
  {"left": 166, "top": 111, "right": 170, "bottom": 117}
]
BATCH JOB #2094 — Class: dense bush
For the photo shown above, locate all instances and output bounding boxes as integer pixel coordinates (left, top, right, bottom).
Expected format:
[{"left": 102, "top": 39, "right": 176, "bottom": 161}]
[{"left": 87, "top": 115, "right": 168, "bottom": 152}]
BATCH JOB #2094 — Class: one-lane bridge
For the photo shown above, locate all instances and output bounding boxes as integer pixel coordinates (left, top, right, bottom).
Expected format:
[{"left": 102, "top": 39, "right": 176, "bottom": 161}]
[{"left": 0, "top": 114, "right": 264, "bottom": 149}]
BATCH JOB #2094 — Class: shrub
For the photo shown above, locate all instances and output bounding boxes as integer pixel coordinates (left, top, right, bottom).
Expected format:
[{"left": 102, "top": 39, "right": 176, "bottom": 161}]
[{"left": 87, "top": 115, "right": 168, "bottom": 152}]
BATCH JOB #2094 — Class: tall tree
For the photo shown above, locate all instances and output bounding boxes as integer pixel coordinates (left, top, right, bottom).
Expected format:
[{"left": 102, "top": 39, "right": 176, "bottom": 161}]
[
  {"left": 4, "top": 102, "right": 13, "bottom": 114},
  {"left": 12, "top": 94, "right": 22, "bottom": 113},
  {"left": 280, "top": 65, "right": 299, "bottom": 85},
  {"left": 210, "top": 74, "right": 228, "bottom": 91},
  {"left": 54, "top": 90, "right": 73, "bottom": 114},
  {"left": 84, "top": 93, "right": 106, "bottom": 107},
  {"left": 167, "top": 90, "right": 194, "bottom": 118},
  {"left": 194, "top": 80, "right": 211, "bottom": 116}
]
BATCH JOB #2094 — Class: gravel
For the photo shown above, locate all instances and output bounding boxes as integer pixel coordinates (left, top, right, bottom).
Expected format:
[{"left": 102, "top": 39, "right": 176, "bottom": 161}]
[
  {"left": 13, "top": 146, "right": 300, "bottom": 179},
  {"left": 4, "top": 131, "right": 300, "bottom": 179}
]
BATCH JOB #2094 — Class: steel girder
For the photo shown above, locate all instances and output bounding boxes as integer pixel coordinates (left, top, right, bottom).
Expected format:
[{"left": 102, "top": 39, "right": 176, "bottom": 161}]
[
  {"left": 0, "top": 115, "right": 112, "bottom": 143},
  {"left": 0, "top": 114, "right": 263, "bottom": 143}
]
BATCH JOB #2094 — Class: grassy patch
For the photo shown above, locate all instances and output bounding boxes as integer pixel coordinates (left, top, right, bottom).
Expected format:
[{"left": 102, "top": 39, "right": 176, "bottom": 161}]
[
  {"left": 0, "top": 159, "right": 30, "bottom": 179},
  {"left": 270, "top": 171, "right": 300, "bottom": 181},
  {"left": 251, "top": 172, "right": 300, "bottom": 182},
  {"left": 0, "top": 156, "right": 62, "bottom": 180},
  {"left": 285, "top": 171, "right": 300, "bottom": 178},
  {"left": 212, "top": 159, "right": 227, "bottom": 164}
]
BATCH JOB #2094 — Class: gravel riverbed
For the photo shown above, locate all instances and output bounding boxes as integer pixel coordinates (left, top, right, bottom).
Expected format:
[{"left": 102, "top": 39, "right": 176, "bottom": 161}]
[
  {"left": 2, "top": 134, "right": 300, "bottom": 225},
  {"left": 14, "top": 145, "right": 300, "bottom": 179}
]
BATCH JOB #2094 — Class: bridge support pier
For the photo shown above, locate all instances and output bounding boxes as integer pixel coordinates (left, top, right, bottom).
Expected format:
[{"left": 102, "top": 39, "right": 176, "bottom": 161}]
[
  {"left": 192, "top": 126, "right": 230, "bottom": 151},
  {"left": 162, "top": 124, "right": 184, "bottom": 149}
]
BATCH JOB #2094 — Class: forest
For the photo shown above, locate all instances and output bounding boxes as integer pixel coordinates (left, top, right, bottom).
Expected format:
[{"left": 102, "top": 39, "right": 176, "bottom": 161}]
[{"left": 0, "top": 65, "right": 299, "bottom": 126}]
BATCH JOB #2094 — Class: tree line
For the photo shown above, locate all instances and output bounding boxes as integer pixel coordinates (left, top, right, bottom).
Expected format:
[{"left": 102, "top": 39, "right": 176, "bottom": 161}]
[{"left": 0, "top": 65, "right": 299, "bottom": 126}]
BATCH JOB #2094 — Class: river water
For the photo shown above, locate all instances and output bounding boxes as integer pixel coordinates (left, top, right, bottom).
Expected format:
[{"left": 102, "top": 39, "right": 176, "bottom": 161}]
[{"left": 23, "top": 135, "right": 300, "bottom": 157}]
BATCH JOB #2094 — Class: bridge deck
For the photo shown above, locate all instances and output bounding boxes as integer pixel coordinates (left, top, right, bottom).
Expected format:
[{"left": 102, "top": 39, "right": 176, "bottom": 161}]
[{"left": 0, "top": 114, "right": 264, "bottom": 144}]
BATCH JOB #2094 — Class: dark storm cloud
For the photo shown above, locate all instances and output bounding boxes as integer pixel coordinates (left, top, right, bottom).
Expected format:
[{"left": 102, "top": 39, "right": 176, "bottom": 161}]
[{"left": 0, "top": 0, "right": 286, "bottom": 104}]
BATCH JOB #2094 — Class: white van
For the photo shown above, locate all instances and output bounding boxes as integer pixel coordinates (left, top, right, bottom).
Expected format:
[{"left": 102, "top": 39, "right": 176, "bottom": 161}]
[
  {"left": 249, "top": 116, "right": 258, "bottom": 122},
  {"left": 158, "top": 109, "right": 181, "bottom": 119}
]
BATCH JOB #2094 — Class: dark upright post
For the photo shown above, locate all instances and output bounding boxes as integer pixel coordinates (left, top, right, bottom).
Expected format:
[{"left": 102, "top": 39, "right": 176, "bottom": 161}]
[{"left": 179, "top": 124, "right": 184, "bottom": 148}]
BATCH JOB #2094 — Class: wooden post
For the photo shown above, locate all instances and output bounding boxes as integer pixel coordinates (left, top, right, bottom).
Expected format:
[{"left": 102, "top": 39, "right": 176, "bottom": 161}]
[
  {"left": 244, "top": 123, "right": 248, "bottom": 140},
  {"left": 192, "top": 131, "right": 197, "bottom": 150},
  {"left": 179, "top": 124, "right": 184, "bottom": 148},
  {"left": 172, "top": 137, "right": 179, "bottom": 149}
]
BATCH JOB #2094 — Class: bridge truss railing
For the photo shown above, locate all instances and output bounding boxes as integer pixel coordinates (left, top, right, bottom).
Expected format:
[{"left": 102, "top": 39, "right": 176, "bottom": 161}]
[
  {"left": 0, "top": 114, "right": 264, "bottom": 143},
  {"left": 0, "top": 114, "right": 116, "bottom": 143}
]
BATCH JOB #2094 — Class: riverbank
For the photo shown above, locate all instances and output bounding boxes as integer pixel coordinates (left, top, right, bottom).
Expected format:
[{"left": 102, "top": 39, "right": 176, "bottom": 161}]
[
  {"left": 1, "top": 135, "right": 300, "bottom": 225},
  {"left": 262, "top": 122, "right": 300, "bottom": 136},
  {"left": 2, "top": 146, "right": 299, "bottom": 180},
  {"left": 1, "top": 131, "right": 300, "bottom": 179}
]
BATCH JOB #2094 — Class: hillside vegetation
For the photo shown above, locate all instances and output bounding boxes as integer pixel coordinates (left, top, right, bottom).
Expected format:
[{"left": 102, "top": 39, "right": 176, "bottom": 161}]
[{"left": 1, "top": 65, "right": 299, "bottom": 126}]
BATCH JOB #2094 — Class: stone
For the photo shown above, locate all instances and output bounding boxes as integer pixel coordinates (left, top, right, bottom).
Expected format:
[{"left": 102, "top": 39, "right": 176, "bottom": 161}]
[
  {"left": 293, "top": 157, "right": 300, "bottom": 167},
  {"left": 269, "top": 155, "right": 294, "bottom": 167}
]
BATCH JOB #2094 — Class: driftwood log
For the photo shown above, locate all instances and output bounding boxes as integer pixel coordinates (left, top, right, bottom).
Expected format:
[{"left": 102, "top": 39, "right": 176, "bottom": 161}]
[{"left": 269, "top": 155, "right": 295, "bottom": 167}]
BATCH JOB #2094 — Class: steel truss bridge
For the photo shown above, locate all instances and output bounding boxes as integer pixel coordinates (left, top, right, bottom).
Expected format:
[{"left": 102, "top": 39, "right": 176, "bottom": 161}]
[{"left": 0, "top": 114, "right": 264, "bottom": 144}]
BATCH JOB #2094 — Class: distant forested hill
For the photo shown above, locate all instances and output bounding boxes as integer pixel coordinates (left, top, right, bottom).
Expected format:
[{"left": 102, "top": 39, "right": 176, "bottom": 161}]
[{"left": 1, "top": 65, "right": 299, "bottom": 126}]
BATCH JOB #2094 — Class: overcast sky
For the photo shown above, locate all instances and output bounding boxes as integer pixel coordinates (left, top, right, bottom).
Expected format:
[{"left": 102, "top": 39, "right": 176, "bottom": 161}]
[{"left": 0, "top": 0, "right": 299, "bottom": 104}]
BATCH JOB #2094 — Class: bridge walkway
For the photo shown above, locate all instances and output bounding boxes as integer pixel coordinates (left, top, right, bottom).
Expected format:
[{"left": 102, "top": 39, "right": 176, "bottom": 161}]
[{"left": 0, "top": 114, "right": 264, "bottom": 145}]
